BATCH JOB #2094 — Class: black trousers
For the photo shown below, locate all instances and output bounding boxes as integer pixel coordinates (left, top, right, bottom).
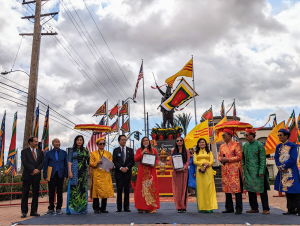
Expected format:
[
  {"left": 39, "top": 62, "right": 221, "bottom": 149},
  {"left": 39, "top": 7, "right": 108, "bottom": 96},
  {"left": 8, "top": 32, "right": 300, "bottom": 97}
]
[
  {"left": 286, "top": 193, "right": 300, "bottom": 213},
  {"left": 48, "top": 171, "right": 64, "bottom": 210},
  {"left": 93, "top": 198, "right": 107, "bottom": 211},
  {"left": 248, "top": 174, "right": 270, "bottom": 211},
  {"left": 225, "top": 170, "right": 243, "bottom": 212},
  {"left": 116, "top": 175, "right": 130, "bottom": 210},
  {"left": 21, "top": 178, "right": 40, "bottom": 214}
]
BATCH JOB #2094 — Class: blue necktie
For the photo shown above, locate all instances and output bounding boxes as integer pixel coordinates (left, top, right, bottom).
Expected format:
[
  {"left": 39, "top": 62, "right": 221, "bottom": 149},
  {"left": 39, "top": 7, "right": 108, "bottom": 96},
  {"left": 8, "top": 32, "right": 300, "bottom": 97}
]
[{"left": 55, "top": 150, "right": 59, "bottom": 172}]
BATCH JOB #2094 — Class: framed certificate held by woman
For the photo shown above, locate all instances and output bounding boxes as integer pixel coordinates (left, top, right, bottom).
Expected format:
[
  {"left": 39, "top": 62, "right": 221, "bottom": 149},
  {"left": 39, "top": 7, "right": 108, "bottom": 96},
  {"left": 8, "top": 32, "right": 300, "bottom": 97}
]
[
  {"left": 141, "top": 153, "right": 157, "bottom": 166},
  {"left": 172, "top": 153, "right": 184, "bottom": 170}
]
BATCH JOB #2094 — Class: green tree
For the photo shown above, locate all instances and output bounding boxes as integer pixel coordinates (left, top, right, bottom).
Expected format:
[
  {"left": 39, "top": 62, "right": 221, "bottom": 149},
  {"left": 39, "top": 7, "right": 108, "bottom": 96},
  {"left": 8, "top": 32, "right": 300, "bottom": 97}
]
[{"left": 176, "top": 113, "right": 192, "bottom": 137}]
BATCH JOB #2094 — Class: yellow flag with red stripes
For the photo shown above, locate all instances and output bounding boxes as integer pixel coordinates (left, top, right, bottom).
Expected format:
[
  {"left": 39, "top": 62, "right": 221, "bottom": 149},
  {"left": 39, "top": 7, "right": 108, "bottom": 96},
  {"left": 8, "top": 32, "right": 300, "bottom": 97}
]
[
  {"left": 265, "top": 121, "right": 285, "bottom": 155},
  {"left": 212, "top": 116, "right": 227, "bottom": 144},
  {"left": 165, "top": 58, "right": 193, "bottom": 88},
  {"left": 184, "top": 120, "right": 209, "bottom": 149}
]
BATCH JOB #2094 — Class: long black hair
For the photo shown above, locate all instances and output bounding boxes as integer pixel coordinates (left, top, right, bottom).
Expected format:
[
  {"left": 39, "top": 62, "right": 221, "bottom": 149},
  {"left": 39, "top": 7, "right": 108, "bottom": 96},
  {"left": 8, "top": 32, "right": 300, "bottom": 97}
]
[
  {"left": 196, "top": 138, "right": 210, "bottom": 154},
  {"left": 141, "top": 136, "right": 152, "bottom": 153},
  {"left": 173, "top": 137, "right": 187, "bottom": 163},
  {"left": 72, "top": 135, "right": 85, "bottom": 152}
]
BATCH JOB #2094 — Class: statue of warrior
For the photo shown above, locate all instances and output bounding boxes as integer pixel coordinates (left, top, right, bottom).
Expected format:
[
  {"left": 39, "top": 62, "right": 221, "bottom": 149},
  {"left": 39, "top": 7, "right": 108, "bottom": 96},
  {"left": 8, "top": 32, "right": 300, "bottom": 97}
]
[{"left": 157, "top": 85, "right": 174, "bottom": 128}]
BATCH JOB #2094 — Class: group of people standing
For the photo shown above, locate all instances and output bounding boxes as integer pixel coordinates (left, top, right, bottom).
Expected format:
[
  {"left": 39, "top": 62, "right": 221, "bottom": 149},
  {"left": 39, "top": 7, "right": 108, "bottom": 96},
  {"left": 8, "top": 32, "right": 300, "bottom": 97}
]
[{"left": 20, "top": 127, "right": 300, "bottom": 218}]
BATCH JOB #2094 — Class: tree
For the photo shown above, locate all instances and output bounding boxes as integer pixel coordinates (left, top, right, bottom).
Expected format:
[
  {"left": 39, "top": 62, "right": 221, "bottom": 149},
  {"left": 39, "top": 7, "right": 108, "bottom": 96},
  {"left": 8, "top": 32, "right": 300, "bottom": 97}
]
[{"left": 176, "top": 113, "right": 192, "bottom": 137}]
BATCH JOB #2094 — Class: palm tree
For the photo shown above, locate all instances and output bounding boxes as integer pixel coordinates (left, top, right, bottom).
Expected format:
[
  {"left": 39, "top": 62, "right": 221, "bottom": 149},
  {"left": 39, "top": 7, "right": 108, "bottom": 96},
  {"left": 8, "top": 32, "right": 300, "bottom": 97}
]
[{"left": 176, "top": 113, "right": 192, "bottom": 137}]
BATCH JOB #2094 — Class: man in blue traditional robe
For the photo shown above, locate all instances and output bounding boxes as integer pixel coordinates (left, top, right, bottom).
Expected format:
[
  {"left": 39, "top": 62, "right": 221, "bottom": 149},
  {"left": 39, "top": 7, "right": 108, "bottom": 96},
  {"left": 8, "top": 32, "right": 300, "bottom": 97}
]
[{"left": 274, "top": 129, "right": 300, "bottom": 216}]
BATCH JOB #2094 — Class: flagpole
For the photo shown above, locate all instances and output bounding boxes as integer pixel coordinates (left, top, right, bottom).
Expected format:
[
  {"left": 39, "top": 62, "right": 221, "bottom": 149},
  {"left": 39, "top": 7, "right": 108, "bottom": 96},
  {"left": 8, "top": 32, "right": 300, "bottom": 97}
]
[
  {"left": 118, "top": 100, "right": 120, "bottom": 135},
  {"left": 142, "top": 59, "right": 146, "bottom": 137},
  {"left": 192, "top": 55, "right": 197, "bottom": 126},
  {"left": 106, "top": 99, "right": 109, "bottom": 152},
  {"left": 211, "top": 105, "right": 219, "bottom": 166}
]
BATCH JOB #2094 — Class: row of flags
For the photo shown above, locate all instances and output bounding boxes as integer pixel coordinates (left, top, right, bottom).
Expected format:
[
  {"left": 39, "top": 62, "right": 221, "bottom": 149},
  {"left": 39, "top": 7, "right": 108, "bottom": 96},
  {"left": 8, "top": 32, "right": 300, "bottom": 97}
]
[
  {"left": 0, "top": 111, "right": 17, "bottom": 176},
  {"left": 0, "top": 105, "right": 50, "bottom": 176},
  {"left": 92, "top": 100, "right": 130, "bottom": 134}
]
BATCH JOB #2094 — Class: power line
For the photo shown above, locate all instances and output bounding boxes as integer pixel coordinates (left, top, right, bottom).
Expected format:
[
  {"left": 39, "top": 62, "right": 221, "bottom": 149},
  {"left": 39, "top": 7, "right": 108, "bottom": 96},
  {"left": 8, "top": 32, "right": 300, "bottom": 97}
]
[{"left": 82, "top": 0, "right": 143, "bottom": 104}]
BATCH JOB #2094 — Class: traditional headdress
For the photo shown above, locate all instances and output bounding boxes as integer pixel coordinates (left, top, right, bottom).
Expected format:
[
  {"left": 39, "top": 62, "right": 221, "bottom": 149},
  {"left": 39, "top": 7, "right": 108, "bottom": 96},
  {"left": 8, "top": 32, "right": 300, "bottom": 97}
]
[
  {"left": 278, "top": 128, "right": 290, "bottom": 135},
  {"left": 96, "top": 137, "right": 105, "bottom": 144},
  {"left": 223, "top": 128, "right": 233, "bottom": 136},
  {"left": 245, "top": 128, "right": 256, "bottom": 135}
]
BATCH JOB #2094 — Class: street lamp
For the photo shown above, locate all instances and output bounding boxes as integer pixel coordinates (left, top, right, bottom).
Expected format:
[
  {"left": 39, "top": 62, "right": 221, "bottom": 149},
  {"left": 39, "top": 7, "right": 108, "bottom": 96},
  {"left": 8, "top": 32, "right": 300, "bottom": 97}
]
[
  {"left": 1, "top": 69, "right": 37, "bottom": 136},
  {"left": 1, "top": 69, "right": 30, "bottom": 77},
  {"left": 124, "top": 97, "right": 136, "bottom": 103}
]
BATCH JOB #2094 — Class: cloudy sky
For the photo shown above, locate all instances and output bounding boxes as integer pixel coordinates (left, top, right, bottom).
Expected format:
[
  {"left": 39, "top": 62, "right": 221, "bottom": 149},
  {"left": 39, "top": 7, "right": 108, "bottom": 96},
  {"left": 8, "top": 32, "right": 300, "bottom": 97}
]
[{"left": 1, "top": 0, "right": 300, "bottom": 166}]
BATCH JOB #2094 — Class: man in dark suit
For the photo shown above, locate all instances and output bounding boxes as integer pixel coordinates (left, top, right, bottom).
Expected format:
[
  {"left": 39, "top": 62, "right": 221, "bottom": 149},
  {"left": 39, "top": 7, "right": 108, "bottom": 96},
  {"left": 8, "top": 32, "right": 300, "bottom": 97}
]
[
  {"left": 113, "top": 135, "right": 134, "bottom": 212},
  {"left": 43, "top": 138, "right": 68, "bottom": 215},
  {"left": 21, "top": 137, "right": 44, "bottom": 218}
]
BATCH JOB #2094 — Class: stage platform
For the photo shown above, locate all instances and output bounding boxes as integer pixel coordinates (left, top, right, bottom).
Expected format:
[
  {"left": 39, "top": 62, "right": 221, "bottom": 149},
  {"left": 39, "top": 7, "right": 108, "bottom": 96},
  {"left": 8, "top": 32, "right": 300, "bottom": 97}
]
[{"left": 18, "top": 202, "right": 300, "bottom": 225}]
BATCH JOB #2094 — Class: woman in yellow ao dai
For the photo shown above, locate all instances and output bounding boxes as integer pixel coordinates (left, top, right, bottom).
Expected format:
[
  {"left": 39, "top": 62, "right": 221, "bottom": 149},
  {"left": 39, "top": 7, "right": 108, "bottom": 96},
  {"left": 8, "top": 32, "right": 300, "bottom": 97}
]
[
  {"left": 193, "top": 138, "right": 218, "bottom": 213},
  {"left": 89, "top": 137, "right": 114, "bottom": 213}
]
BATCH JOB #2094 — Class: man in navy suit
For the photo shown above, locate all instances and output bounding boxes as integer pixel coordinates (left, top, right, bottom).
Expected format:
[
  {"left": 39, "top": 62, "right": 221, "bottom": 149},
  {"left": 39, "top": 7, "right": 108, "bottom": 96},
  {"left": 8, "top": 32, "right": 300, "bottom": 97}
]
[{"left": 43, "top": 138, "right": 68, "bottom": 215}]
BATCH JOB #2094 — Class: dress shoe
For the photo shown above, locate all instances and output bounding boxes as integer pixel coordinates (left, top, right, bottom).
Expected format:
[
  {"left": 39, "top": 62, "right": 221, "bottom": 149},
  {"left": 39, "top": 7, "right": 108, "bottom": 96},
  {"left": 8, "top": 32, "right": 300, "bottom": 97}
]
[
  {"left": 222, "top": 210, "right": 234, "bottom": 213},
  {"left": 116, "top": 209, "right": 122, "bottom": 212},
  {"left": 21, "top": 213, "right": 27, "bottom": 218},
  {"left": 100, "top": 209, "right": 109, "bottom": 213},
  {"left": 124, "top": 209, "right": 131, "bottom": 212},
  {"left": 262, "top": 210, "right": 270, "bottom": 215},
  {"left": 30, "top": 212, "right": 40, "bottom": 217},
  {"left": 246, "top": 209, "right": 259, "bottom": 213},
  {"left": 282, "top": 211, "right": 296, "bottom": 215},
  {"left": 235, "top": 211, "right": 242, "bottom": 214}
]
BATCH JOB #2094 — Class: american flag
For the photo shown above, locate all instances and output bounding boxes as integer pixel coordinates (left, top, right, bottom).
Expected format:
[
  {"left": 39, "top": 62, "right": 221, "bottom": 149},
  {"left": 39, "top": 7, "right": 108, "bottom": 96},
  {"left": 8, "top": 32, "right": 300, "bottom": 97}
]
[
  {"left": 86, "top": 116, "right": 106, "bottom": 153},
  {"left": 133, "top": 61, "right": 143, "bottom": 100}
]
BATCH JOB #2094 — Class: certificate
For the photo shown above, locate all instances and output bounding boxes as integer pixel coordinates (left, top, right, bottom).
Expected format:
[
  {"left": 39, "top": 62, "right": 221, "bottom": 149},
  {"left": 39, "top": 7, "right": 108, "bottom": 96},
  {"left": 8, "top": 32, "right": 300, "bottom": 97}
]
[
  {"left": 172, "top": 153, "right": 184, "bottom": 170},
  {"left": 141, "top": 153, "right": 156, "bottom": 166},
  {"left": 99, "top": 156, "right": 114, "bottom": 172}
]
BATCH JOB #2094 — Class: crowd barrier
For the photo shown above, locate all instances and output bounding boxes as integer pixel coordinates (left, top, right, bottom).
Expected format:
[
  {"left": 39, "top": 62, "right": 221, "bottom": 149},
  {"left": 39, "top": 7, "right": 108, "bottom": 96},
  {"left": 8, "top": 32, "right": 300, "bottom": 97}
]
[{"left": 0, "top": 181, "right": 54, "bottom": 207}]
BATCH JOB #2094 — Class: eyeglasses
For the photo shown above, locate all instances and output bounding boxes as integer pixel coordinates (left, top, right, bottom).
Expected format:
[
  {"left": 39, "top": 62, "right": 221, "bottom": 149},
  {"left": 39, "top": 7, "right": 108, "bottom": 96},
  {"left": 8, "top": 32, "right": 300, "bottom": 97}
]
[
  {"left": 277, "top": 134, "right": 283, "bottom": 137},
  {"left": 98, "top": 143, "right": 105, "bottom": 145},
  {"left": 176, "top": 140, "right": 183, "bottom": 142}
]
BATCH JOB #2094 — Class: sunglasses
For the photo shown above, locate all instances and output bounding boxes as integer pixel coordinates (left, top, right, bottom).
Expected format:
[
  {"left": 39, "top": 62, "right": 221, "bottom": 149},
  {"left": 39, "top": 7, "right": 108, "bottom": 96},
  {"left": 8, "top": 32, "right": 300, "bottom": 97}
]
[
  {"left": 277, "top": 134, "right": 284, "bottom": 137},
  {"left": 176, "top": 140, "right": 183, "bottom": 142},
  {"left": 98, "top": 143, "right": 105, "bottom": 145}
]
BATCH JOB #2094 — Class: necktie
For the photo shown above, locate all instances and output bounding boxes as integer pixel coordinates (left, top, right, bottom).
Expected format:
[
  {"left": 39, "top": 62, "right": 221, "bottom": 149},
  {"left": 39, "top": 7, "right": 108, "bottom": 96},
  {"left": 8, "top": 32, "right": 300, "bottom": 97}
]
[
  {"left": 32, "top": 150, "right": 37, "bottom": 162},
  {"left": 55, "top": 150, "right": 58, "bottom": 161},
  {"left": 123, "top": 147, "right": 126, "bottom": 163}
]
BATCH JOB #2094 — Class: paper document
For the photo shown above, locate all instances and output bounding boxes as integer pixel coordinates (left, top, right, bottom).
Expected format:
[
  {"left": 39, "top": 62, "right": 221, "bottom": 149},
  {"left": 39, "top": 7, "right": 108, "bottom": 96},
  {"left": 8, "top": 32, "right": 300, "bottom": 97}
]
[
  {"left": 47, "top": 166, "right": 52, "bottom": 181},
  {"left": 99, "top": 156, "right": 114, "bottom": 172},
  {"left": 172, "top": 153, "right": 184, "bottom": 170},
  {"left": 141, "top": 153, "right": 156, "bottom": 166}
]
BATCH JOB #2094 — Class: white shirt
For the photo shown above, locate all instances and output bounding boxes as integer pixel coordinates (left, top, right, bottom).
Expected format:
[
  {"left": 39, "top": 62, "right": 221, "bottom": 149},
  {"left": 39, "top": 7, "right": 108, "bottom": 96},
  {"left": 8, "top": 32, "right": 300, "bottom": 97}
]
[{"left": 30, "top": 147, "right": 37, "bottom": 158}]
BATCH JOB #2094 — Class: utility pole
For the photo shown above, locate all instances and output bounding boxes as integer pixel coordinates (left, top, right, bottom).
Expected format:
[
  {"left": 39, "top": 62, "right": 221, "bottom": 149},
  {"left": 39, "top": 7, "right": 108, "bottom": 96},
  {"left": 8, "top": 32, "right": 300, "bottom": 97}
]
[
  {"left": 20, "top": 0, "right": 57, "bottom": 168},
  {"left": 146, "top": 112, "right": 149, "bottom": 138}
]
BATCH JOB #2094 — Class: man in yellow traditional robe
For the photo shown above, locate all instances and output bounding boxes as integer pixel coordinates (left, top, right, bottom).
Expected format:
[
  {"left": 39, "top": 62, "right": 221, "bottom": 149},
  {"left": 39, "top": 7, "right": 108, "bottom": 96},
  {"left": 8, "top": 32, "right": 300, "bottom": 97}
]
[{"left": 89, "top": 137, "right": 114, "bottom": 213}]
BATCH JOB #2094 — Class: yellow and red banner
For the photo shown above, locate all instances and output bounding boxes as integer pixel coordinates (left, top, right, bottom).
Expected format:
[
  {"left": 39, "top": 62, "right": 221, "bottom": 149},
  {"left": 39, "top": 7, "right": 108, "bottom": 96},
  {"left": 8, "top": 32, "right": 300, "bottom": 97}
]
[
  {"left": 165, "top": 58, "right": 193, "bottom": 88},
  {"left": 212, "top": 116, "right": 227, "bottom": 144},
  {"left": 110, "top": 119, "right": 118, "bottom": 132},
  {"left": 161, "top": 78, "right": 198, "bottom": 111},
  {"left": 185, "top": 120, "right": 209, "bottom": 149},
  {"left": 120, "top": 119, "right": 130, "bottom": 133},
  {"left": 119, "top": 102, "right": 128, "bottom": 117},
  {"left": 265, "top": 121, "right": 285, "bottom": 155},
  {"left": 93, "top": 102, "right": 106, "bottom": 117}
]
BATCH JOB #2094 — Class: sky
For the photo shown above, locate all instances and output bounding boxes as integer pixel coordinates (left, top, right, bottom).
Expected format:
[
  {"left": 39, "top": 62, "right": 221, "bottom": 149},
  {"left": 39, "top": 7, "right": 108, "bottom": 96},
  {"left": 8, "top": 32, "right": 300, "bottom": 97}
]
[{"left": 1, "top": 0, "right": 300, "bottom": 169}]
